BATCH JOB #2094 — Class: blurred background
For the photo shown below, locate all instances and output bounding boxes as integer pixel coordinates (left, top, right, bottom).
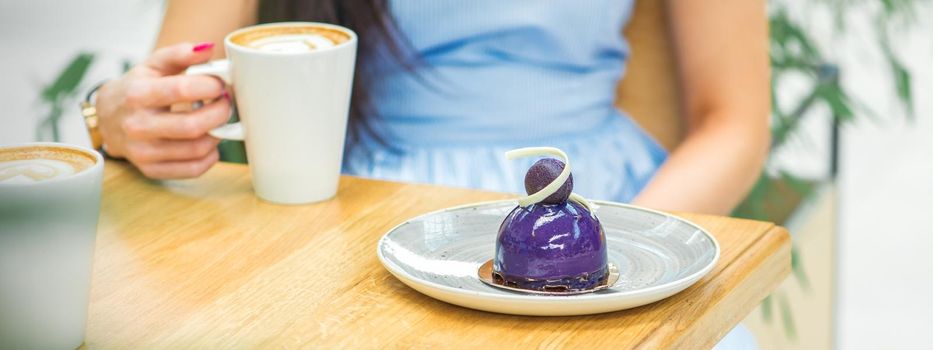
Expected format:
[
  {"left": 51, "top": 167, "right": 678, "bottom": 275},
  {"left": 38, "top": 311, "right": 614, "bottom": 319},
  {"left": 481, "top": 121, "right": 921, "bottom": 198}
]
[{"left": 0, "top": 1, "right": 930, "bottom": 349}]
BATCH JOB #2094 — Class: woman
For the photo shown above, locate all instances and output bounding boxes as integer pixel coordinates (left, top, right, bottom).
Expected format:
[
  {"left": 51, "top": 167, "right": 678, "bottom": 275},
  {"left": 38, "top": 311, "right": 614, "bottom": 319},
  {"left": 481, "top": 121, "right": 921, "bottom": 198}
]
[
  {"left": 95, "top": 0, "right": 769, "bottom": 216},
  {"left": 94, "top": 1, "right": 769, "bottom": 346}
]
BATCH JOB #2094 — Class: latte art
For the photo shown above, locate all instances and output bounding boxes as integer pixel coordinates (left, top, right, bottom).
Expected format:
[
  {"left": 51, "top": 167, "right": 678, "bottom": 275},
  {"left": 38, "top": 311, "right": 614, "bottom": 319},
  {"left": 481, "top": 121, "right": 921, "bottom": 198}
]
[
  {"left": 251, "top": 34, "right": 337, "bottom": 53},
  {"left": 0, "top": 159, "right": 77, "bottom": 184},
  {"left": 229, "top": 24, "right": 351, "bottom": 52},
  {"left": 0, "top": 145, "right": 95, "bottom": 184}
]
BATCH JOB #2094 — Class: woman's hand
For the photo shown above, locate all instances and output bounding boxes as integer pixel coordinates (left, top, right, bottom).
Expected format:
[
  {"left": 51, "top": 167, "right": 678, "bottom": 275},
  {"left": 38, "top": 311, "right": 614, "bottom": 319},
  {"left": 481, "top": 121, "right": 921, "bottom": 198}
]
[{"left": 96, "top": 42, "right": 231, "bottom": 179}]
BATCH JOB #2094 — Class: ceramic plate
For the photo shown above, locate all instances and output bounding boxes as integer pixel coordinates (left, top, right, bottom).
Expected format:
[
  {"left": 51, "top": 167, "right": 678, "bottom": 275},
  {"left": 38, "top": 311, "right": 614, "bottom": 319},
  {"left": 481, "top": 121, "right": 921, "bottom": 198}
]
[{"left": 376, "top": 200, "right": 720, "bottom": 316}]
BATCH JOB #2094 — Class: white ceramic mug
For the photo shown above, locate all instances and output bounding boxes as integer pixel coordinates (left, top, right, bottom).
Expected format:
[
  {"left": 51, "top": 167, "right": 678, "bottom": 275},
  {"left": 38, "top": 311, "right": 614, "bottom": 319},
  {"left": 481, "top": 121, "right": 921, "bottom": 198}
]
[
  {"left": 0, "top": 142, "right": 104, "bottom": 349},
  {"left": 187, "top": 22, "right": 358, "bottom": 204}
]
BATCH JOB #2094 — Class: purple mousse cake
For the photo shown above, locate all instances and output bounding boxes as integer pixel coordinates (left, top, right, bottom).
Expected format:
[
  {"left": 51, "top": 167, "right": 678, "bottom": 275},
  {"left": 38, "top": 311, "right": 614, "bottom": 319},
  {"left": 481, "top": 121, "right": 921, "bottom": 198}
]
[{"left": 492, "top": 158, "right": 609, "bottom": 292}]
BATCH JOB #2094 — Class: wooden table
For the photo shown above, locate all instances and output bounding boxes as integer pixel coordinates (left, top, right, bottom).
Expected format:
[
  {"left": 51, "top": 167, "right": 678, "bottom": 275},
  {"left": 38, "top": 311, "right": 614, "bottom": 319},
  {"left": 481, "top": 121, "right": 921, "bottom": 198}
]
[{"left": 84, "top": 161, "right": 790, "bottom": 349}]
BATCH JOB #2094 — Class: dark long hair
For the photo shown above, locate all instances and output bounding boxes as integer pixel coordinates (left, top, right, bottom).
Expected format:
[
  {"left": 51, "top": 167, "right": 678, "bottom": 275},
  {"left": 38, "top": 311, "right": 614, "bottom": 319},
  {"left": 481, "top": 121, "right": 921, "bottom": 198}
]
[{"left": 258, "top": 0, "right": 412, "bottom": 147}]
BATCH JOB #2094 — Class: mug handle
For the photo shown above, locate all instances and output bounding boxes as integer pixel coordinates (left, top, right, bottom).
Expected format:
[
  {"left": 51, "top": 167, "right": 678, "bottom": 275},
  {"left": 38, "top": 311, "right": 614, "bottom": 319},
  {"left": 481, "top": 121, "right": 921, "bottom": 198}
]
[{"left": 185, "top": 60, "right": 245, "bottom": 141}]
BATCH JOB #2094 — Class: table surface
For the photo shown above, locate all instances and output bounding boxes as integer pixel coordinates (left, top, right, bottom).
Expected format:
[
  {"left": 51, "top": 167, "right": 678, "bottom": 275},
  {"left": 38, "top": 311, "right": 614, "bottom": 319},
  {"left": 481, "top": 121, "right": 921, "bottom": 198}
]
[{"left": 83, "top": 161, "right": 790, "bottom": 349}]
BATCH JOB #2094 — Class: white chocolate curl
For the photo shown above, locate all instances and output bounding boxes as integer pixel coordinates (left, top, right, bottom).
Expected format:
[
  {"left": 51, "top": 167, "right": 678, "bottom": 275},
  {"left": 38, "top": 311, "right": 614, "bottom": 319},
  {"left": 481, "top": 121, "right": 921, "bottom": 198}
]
[
  {"left": 505, "top": 147, "right": 594, "bottom": 211},
  {"left": 569, "top": 192, "right": 595, "bottom": 212}
]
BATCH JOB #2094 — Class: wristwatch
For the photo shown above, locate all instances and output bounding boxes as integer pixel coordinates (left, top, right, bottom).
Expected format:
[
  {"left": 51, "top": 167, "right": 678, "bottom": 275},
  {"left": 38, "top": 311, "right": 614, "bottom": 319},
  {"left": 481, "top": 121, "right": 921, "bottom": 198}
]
[{"left": 80, "top": 82, "right": 106, "bottom": 150}]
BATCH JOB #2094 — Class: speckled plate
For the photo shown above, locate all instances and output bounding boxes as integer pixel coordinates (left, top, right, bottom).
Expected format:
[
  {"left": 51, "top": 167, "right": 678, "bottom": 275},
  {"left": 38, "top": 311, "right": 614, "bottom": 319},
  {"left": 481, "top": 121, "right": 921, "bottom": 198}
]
[{"left": 376, "top": 200, "right": 719, "bottom": 316}]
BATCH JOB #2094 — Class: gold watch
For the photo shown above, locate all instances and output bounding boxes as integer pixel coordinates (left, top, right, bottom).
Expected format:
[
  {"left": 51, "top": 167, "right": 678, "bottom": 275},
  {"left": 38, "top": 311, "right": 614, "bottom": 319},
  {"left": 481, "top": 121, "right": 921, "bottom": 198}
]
[{"left": 81, "top": 82, "right": 106, "bottom": 150}]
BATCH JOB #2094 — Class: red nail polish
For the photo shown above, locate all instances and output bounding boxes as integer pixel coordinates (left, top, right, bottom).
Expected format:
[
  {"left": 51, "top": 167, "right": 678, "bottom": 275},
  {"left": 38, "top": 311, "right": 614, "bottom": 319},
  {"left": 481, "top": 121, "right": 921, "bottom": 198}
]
[
  {"left": 192, "top": 42, "right": 214, "bottom": 52},
  {"left": 222, "top": 90, "right": 230, "bottom": 101}
]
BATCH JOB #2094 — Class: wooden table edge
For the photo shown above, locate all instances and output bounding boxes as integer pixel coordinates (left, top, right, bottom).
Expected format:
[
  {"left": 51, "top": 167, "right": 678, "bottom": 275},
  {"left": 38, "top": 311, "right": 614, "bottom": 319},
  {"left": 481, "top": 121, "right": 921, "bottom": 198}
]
[{"left": 664, "top": 225, "right": 792, "bottom": 349}]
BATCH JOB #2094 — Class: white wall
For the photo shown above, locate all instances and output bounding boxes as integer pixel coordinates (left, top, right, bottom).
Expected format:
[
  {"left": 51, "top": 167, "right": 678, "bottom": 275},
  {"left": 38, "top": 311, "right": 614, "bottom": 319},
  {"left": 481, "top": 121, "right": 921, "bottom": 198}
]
[
  {"left": 0, "top": 0, "right": 162, "bottom": 145},
  {"left": 836, "top": 23, "right": 933, "bottom": 350}
]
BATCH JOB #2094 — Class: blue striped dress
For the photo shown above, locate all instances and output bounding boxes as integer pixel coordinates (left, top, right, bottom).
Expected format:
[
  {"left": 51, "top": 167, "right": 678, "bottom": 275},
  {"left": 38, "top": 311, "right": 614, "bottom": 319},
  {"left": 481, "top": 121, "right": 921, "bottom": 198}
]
[{"left": 342, "top": 0, "right": 666, "bottom": 203}]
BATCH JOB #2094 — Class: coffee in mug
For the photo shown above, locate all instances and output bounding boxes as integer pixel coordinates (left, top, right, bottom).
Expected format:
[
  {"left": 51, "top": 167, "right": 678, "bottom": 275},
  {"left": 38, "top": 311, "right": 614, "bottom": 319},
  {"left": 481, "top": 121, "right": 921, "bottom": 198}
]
[
  {"left": 187, "top": 22, "right": 357, "bottom": 205},
  {"left": 0, "top": 143, "right": 104, "bottom": 349},
  {"left": 229, "top": 25, "right": 350, "bottom": 53},
  {"left": 0, "top": 146, "right": 96, "bottom": 183}
]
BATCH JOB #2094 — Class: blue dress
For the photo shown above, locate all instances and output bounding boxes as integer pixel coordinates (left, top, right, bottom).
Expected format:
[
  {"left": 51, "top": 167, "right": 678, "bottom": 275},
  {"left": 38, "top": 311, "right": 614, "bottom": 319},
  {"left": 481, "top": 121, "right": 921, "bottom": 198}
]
[{"left": 342, "top": 0, "right": 666, "bottom": 202}]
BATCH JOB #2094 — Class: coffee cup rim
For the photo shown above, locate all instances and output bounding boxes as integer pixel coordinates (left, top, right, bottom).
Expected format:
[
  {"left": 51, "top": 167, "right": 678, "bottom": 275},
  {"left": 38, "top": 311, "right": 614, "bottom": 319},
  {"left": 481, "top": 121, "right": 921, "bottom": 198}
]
[
  {"left": 0, "top": 142, "right": 104, "bottom": 187},
  {"left": 224, "top": 22, "right": 358, "bottom": 56}
]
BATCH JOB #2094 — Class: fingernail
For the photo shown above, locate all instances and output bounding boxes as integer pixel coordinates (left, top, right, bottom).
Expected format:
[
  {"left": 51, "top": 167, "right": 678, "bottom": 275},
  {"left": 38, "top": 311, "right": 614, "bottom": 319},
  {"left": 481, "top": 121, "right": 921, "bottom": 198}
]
[
  {"left": 192, "top": 42, "right": 214, "bottom": 52},
  {"left": 222, "top": 90, "right": 230, "bottom": 101}
]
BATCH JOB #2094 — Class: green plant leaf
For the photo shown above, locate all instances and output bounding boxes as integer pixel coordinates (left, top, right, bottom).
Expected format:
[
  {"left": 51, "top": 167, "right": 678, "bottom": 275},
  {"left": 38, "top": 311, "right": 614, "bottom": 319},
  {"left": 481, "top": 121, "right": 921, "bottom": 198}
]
[
  {"left": 882, "top": 0, "right": 897, "bottom": 14},
  {"left": 878, "top": 0, "right": 919, "bottom": 23},
  {"left": 41, "top": 53, "right": 94, "bottom": 102},
  {"left": 779, "top": 171, "right": 814, "bottom": 197},
  {"left": 887, "top": 53, "right": 914, "bottom": 119},
  {"left": 770, "top": 76, "right": 785, "bottom": 119},
  {"left": 791, "top": 245, "right": 811, "bottom": 290},
  {"left": 761, "top": 294, "right": 774, "bottom": 323},
  {"left": 732, "top": 174, "right": 769, "bottom": 220},
  {"left": 779, "top": 292, "right": 798, "bottom": 341},
  {"left": 35, "top": 114, "right": 54, "bottom": 141},
  {"left": 875, "top": 17, "right": 915, "bottom": 121},
  {"left": 769, "top": 10, "right": 821, "bottom": 62},
  {"left": 815, "top": 84, "right": 855, "bottom": 123},
  {"left": 772, "top": 82, "right": 822, "bottom": 150}
]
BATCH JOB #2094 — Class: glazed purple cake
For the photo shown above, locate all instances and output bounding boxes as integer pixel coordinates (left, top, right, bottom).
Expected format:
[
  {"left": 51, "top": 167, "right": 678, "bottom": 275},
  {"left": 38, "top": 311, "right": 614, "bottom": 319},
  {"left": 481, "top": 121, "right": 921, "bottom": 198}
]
[{"left": 492, "top": 158, "right": 609, "bottom": 292}]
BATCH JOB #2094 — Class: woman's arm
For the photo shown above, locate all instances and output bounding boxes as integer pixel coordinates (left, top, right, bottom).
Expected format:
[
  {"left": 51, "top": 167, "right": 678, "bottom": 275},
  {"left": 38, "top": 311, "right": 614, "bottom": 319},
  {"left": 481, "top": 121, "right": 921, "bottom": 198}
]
[
  {"left": 631, "top": 0, "right": 771, "bottom": 215},
  {"left": 157, "top": 0, "right": 259, "bottom": 55}
]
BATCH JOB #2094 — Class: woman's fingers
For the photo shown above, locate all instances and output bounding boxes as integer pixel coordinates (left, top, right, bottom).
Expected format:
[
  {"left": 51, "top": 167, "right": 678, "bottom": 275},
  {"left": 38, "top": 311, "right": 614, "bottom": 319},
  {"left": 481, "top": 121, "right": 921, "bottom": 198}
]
[
  {"left": 122, "top": 99, "right": 231, "bottom": 140},
  {"left": 97, "top": 41, "right": 226, "bottom": 180},
  {"left": 124, "top": 135, "right": 221, "bottom": 164},
  {"left": 145, "top": 42, "right": 216, "bottom": 75},
  {"left": 120, "top": 96, "right": 229, "bottom": 179},
  {"left": 136, "top": 148, "right": 220, "bottom": 180},
  {"left": 124, "top": 75, "right": 225, "bottom": 108}
]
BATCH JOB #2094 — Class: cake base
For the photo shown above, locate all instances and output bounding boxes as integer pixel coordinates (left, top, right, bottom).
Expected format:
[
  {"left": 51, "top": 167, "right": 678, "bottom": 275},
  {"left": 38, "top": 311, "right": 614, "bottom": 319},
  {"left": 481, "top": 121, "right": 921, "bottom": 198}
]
[{"left": 477, "top": 260, "right": 619, "bottom": 296}]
